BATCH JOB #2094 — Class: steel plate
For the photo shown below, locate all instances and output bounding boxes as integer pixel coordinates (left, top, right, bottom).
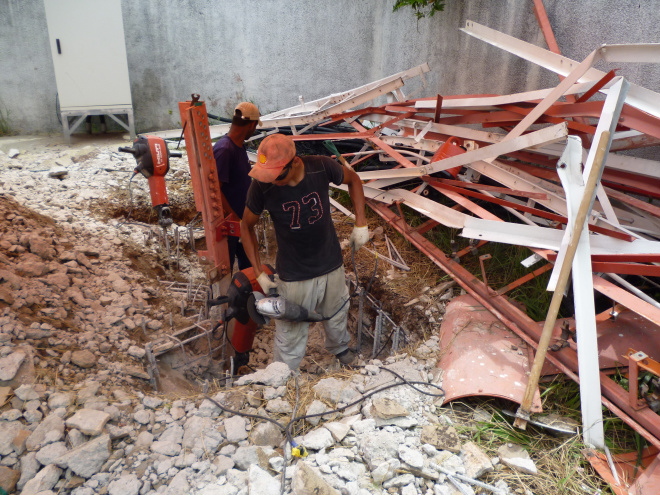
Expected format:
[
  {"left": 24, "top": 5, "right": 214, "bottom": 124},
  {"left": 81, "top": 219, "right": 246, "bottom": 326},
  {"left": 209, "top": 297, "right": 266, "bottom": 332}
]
[{"left": 437, "top": 294, "right": 543, "bottom": 412}]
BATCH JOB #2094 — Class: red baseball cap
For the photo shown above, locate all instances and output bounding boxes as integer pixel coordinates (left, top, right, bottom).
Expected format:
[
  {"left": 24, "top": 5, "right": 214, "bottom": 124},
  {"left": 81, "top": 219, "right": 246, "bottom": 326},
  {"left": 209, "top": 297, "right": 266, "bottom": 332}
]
[{"left": 249, "top": 134, "right": 296, "bottom": 183}]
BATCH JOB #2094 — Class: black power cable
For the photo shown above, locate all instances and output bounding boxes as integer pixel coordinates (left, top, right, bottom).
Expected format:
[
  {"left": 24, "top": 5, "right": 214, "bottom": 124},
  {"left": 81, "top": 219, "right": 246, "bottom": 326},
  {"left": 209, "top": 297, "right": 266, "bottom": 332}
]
[{"left": 203, "top": 365, "right": 445, "bottom": 452}]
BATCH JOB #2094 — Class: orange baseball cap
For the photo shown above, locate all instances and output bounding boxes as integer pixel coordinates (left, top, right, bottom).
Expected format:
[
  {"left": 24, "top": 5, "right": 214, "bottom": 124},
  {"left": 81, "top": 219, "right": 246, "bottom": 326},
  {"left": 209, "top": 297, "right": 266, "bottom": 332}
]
[
  {"left": 249, "top": 134, "right": 296, "bottom": 183},
  {"left": 234, "top": 102, "right": 262, "bottom": 126}
]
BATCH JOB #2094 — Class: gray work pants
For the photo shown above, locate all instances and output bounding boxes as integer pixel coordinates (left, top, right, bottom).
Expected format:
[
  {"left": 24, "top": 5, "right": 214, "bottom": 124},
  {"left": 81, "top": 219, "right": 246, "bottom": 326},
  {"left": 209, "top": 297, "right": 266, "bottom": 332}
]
[{"left": 273, "top": 266, "right": 350, "bottom": 370}]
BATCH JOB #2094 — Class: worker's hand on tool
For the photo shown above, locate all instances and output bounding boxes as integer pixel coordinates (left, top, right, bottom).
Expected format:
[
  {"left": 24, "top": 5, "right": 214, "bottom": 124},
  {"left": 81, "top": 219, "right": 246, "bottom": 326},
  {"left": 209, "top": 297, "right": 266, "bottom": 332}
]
[
  {"left": 349, "top": 225, "right": 369, "bottom": 252},
  {"left": 257, "top": 272, "right": 279, "bottom": 294}
]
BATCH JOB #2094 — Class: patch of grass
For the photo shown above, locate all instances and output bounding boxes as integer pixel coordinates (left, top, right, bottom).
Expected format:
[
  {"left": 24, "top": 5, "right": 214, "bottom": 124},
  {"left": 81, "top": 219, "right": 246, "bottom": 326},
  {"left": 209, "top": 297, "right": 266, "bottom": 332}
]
[
  {"left": 447, "top": 400, "right": 614, "bottom": 495},
  {"left": 540, "top": 376, "right": 645, "bottom": 454}
]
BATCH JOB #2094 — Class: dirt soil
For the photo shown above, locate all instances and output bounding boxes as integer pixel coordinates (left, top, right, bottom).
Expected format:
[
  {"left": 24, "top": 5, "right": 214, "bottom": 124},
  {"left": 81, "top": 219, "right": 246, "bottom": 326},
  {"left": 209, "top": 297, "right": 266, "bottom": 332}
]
[{"left": 86, "top": 187, "right": 445, "bottom": 378}]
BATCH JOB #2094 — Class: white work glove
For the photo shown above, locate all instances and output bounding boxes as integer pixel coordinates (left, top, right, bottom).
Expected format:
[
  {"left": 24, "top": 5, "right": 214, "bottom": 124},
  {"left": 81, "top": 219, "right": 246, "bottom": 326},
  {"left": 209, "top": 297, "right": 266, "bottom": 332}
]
[
  {"left": 257, "top": 272, "right": 279, "bottom": 295},
  {"left": 349, "top": 225, "right": 369, "bottom": 252}
]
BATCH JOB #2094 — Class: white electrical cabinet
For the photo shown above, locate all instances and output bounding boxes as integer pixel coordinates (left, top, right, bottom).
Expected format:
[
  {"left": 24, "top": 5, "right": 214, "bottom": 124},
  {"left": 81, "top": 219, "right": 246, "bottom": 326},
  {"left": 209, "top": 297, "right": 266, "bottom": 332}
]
[{"left": 44, "top": 0, "right": 136, "bottom": 142}]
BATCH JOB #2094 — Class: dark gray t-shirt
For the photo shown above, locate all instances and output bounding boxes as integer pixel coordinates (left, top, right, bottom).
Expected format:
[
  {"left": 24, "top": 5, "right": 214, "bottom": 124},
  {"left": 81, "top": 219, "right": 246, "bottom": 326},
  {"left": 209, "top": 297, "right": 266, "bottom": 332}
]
[{"left": 246, "top": 156, "right": 344, "bottom": 281}]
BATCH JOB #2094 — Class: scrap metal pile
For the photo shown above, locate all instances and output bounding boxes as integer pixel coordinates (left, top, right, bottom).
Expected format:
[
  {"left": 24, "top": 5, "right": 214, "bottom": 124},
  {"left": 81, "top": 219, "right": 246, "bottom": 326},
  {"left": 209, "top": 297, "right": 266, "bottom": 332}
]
[
  {"left": 153, "top": 14, "right": 660, "bottom": 494},
  {"left": 253, "top": 20, "right": 660, "bottom": 493}
]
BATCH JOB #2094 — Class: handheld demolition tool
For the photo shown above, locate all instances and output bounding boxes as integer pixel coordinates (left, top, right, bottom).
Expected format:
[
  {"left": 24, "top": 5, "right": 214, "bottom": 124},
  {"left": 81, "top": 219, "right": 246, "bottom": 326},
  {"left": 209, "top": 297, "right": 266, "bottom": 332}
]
[
  {"left": 207, "top": 265, "right": 326, "bottom": 370},
  {"left": 118, "top": 136, "right": 182, "bottom": 253}
]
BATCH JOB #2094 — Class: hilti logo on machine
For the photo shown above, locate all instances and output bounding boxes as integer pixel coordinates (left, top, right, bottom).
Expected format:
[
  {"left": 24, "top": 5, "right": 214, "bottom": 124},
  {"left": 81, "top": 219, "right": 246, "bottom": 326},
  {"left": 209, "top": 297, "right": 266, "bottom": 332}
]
[{"left": 154, "top": 143, "right": 164, "bottom": 166}]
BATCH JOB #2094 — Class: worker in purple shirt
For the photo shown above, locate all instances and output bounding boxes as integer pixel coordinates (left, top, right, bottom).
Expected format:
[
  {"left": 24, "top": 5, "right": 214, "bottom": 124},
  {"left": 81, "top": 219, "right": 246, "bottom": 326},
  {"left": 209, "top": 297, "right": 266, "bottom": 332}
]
[{"left": 212, "top": 102, "right": 261, "bottom": 272}]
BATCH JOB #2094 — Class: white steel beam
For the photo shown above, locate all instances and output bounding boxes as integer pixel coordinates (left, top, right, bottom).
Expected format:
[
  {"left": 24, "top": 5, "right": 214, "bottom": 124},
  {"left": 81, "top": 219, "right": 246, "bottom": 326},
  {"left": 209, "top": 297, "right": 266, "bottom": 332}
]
[
  {"left": 556, "top": 135, "right": 604, "bottom": 448},
  {"left": 359, "top": 123, "right": 567, "bottom": 182},
  {"left": 392, "top": 125, "right": 660, "bottom": 180},
  {"left": 333, "top": 185, "right": 466, "bottom": 229},
  {"left": 414, "top": 80, "right": 601, "bottom": 111},
  {"left": 264, "top": 63, "right": 429, "bottom": 120},
  {"left": 549, "top": 78, "right": 630, "bottom": 289},
  {"left": 460, "top": 21, "right": 660, "bottom": 120},
  {"left": 460, "top": 217, "right": 660, "bottom": 256},
  {"left": 148, "top": 64, "right": 430, "bottom": 139}
]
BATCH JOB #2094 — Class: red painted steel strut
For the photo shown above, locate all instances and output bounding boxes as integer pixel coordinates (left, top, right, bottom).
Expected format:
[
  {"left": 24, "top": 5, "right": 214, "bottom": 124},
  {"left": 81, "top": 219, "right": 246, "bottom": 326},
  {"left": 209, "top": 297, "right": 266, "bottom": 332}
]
[
  {"left": 179, "top": 96, "right": 231, "bottom": 281},
  {"left": 367, "top": 199, "right": 660, "bottom": 448}
]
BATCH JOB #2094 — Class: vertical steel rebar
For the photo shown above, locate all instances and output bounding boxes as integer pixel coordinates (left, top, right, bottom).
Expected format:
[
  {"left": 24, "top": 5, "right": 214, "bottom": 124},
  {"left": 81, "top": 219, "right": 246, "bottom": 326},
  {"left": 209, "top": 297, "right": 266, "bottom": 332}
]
[
  {"left": 221, "top": 311, "right": 227, "bottom": 365},
  {"left": 356, "top": 287, "right": 364, "bottom": 354},
  {"left": 175, "top": 227, "right": 180, "bottom": 270},
  {"left": 373, "top": 311, "right": 382, "bottom": 359},
  {"left": 227, "top": 357, "right": 234, "bottom": 389}
]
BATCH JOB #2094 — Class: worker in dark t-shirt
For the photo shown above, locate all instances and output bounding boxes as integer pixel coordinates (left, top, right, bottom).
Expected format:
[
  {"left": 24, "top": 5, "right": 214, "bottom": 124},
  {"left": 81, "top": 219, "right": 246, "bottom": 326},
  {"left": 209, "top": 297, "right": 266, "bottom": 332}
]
[
  {"left": 241, "top": 133, "right": 368, "bottom": 369},
  {"left": 212, "top": 102, "right": 261, "bottom": 272}
]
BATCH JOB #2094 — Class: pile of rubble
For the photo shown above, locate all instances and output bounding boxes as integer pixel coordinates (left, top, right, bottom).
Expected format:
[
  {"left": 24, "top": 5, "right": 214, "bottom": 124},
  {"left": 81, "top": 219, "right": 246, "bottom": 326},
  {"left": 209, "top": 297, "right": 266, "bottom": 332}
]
[
  {"left": 0, "top": 191, "right": 178, "bottom": 387},
  {"left": 0, "top": 142, "right": 548, "bottom": 495},
  {"left": 0, "top": 351, "right": 546, "bottom": 495}
]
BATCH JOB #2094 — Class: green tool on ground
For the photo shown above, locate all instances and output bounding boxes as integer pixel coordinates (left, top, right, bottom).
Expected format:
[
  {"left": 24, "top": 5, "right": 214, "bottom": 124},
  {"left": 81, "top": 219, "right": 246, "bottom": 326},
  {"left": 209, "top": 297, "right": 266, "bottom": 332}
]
[{"left": 323, "top": 140, "right": 350, "bottom": 168}]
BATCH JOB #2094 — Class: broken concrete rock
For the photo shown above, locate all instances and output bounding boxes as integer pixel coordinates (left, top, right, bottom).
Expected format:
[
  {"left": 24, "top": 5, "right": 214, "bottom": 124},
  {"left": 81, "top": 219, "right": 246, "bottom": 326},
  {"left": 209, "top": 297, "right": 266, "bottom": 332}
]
[
  {"left": 371, "top": 397, "right": 409, "bottom": 419},
  {"left": 15, "top": 260, "right": 47, "bottom": 277},
  {"left": 398, "top": 444, "right": 424, "bottom": 469},
  {"left": 71, "top": 350, "right": 96, "bottom": 368},
  {"left": 0, "top": 351, "right": 26, "bottom": 381},
  {"left": 235, "top": 361, "right": 291, "bottom": 387},
  {"left": 231, "top": 445, "right": 275, "bottom": 471},
  {"left": 56, "top": 434, "right": 111, "bottom": 478},
  {"left": 421, "top": 424, "right": 462, "bottom": 453},
  {"left": 48, "top": 391, "right": 74, "bottom": 409},
  {"left": 248, "top": 464, "right": 280, "bottom": 495},
  {"left": 265, "top": 397, "right": 293, "bottom": 414},
  {"left": 108, "top": 473, "right": 142, "bottom": 495},
  {"left": 14, "top": 384, "right": 39, "bottom": 401},
  {"left": 292, "top": 462, "right": 340, "bottom": 495},
  {"left": 460, "top": 441, "right": 493, "bottom": 479},
  {"left": 21, "top": 464, "right": 62, "bottom": 495},
  {"left": 497, "top": 443, "right": 538, "bottom": 475},
  {"left": 151, "top": 423, "right": 184, "bottom": 456},
  {"left": 127, "top": 345, "right": 145, "bottom": 359},
  {"left": 250, "top": 421, "right": 284, "bottom": 447},
  {"left": 142, "top": 395, "right": 163, "bottom": 409},
  {"left": 301, "top": 427, "right": 334, "bottom": 451},
  {"left": 359, "top": 429, "right": 404, "bottom": 470},
  {"left": 65, "top": 408, "right": 110, "bottom": 436},
  {"left": 26, "top": 413, "right": 65, "bottom": 451},
  {"left": 35, "top": 441, "right": 68, "bottom": 465},
  {"left": 313, "top": 377, "right": 361, "bottom": 405},
  {"left": 166, "top": 470, "right": 189, "bottom": 495},
  {"left": 17, "top": 452, "right": 39, "bottom": 490},
  {"left": 224, "top": 415, "right": 248, "bottom": 443}
]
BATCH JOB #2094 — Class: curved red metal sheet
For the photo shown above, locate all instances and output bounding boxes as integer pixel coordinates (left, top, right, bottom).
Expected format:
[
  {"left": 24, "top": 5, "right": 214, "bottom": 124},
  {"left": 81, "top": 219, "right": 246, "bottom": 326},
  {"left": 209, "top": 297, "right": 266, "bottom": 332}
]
[{"left": 438, "top": 294, "right": 543, "bottom": 412}]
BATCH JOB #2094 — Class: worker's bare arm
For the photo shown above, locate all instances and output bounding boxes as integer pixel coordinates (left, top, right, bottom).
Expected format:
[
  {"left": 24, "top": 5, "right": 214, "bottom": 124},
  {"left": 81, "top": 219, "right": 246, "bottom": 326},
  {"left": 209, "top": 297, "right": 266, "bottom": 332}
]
[
  {"left": 240, "top": 208, "right": 262, "bottom": 276},
  {"left": 342, "top": 168, "right": 367, "bottom": 227}
]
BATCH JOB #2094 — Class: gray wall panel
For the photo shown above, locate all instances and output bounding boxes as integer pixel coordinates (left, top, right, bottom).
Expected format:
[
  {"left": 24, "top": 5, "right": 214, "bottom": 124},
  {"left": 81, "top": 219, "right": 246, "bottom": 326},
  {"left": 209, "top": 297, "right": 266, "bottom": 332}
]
[{"left": 1, "top": 0, "right": 658, "bottom": 134}]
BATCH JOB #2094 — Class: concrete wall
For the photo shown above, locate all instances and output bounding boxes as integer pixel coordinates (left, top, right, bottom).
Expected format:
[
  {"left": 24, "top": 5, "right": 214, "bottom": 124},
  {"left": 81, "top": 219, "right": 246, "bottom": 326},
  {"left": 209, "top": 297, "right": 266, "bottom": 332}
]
[{"left": 1, "top": 0, "right": 659, "bottom": 135}]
